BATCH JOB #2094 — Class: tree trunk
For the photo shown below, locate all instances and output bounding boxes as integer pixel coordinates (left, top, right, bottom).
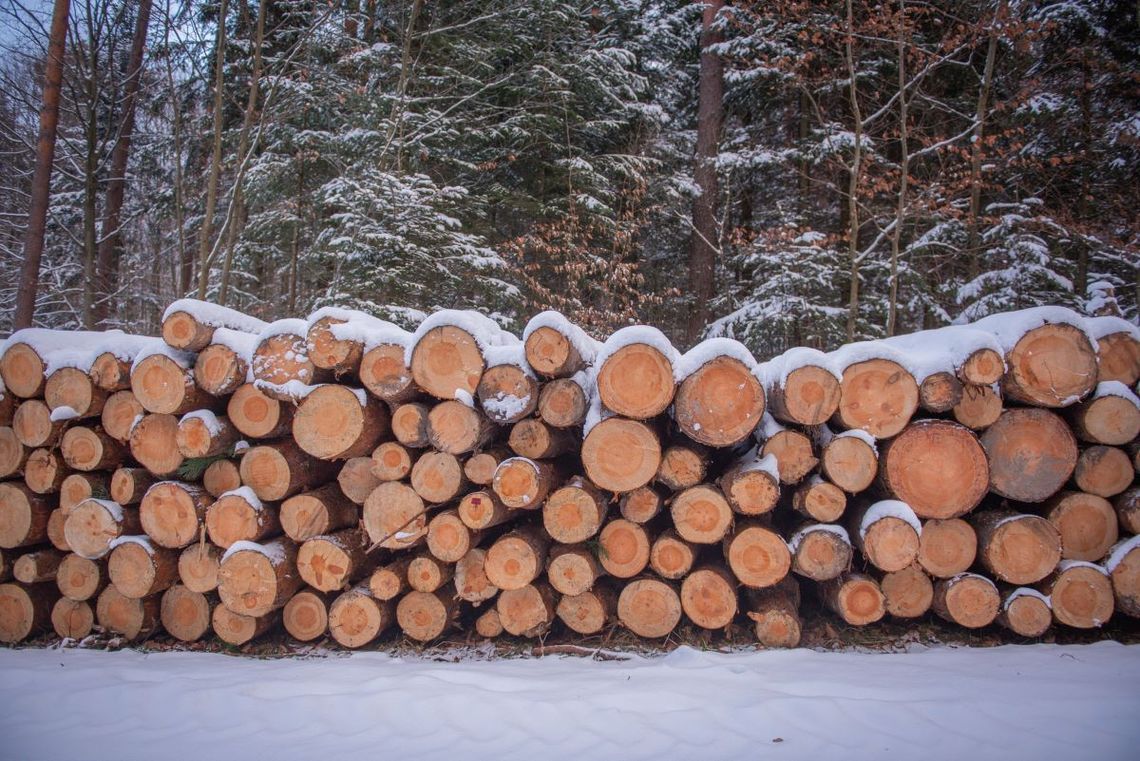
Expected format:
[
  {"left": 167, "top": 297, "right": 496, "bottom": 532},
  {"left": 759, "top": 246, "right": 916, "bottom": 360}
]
[
  {"left": 965, "top": 1, "right": 1004, "bottom": 280},
  {"left": 195, "top": 0, "right": 230, "bottom": 298},
  {"left": 843, "top": 0, "right": 864, "bottom": 342}
]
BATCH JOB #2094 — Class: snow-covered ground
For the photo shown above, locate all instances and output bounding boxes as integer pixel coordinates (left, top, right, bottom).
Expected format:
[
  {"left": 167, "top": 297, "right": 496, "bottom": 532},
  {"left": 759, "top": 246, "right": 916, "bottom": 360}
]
[{"left": 1, "top": 642, "right": 1137, "bottom": 760}]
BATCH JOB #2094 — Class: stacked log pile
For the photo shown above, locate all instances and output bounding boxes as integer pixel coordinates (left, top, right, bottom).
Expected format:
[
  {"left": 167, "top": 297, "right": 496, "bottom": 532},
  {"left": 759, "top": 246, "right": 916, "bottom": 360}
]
[{"left": 1, "top": 301, "right": 1138, "bottom": 649}]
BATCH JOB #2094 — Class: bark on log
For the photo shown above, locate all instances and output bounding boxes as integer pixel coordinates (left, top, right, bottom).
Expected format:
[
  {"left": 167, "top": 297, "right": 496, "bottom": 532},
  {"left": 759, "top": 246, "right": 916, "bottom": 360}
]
[
  {"left": 0, "top": 483, "right": 52, "bottom": 550},
  {"left": 880, "top": 420, "right": 988, "bottom": 519},
  {"left": 674, "top": 356, "right": 765, "bottom": 447},
  {"left": 980, "top": 409, "right": 1077, "bottom": 502}
]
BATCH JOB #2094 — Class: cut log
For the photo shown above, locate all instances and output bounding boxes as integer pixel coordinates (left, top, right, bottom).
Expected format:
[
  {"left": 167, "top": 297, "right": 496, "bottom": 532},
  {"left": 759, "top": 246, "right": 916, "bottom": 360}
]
[
  {"left": 546, "top": 544, "right": 602, "bottom": 596},
  {"left": 718, "top": 456, "right": 780, "bottom": 516},
  {"left": 485, "top": 525, "right": 549, "bottom": 590},
  {"left": 212, "top": 605, "right": 278, "bottom": 646},
  {"left": 216, "top": 538, "right": 301, "bottom": 617},
  {"left": 475, "top": 607, "right": 503, "bottom": 637},
  {"left": 409, "top": 325, "right": 486, "bottom": 401},
  {"left": 340, "top": 455, "right": 384, "bottom": 500},
  {"left": 162, "top": 308, "right": 225, "bottom": 351},
  {"left": 203, "top": 460, "right": 241, "bottom": 497},
  {"left": 391, "top": 402, "right": 431, "bottom": 448},
  {"left": 293, "top": 385, "right": 390, "bottom": 460},
  {"left": 283, "top": 588, "right": 332, "bottom": 641},
  {"left": 56, "top": 553, "right": 107, "bottom": 601},
  {"left": 0, "top": 341, "right": 47, "bottom": 398},
  {"left": 160, "top": 584, "right": 213, "bottom": 641},
  {"left": 598, "top": 519, "right": 650, "bottom": 579},
  {"left": 397, "top": 587, "right": 458, "bottom": 641},
  {"left": 1073, "top": 445, "right": 1132, "bottom": 498},
  {"left": 834, "top": 359, "right": 919, "bottom": 438},
  {"left": 362, "top": 481, "right": 427, "bottom": 551},
  {"left": 819, "top": 432, "right": 876, "bottom": 494},
  {"left": 329, "top": 586, "right": 394, "bottom": 648},
  {"left": 46, "top": 509, "right": 69, "bottom": 551},
  {"left": 537, "top": 378, "right": 588, "bottom": 428},
  {"left": 428, "top": 400, "right": 497, "bottom": 455},
  {"left": 596, "top": 343, "right": 675, "bottom": 419},
  {"left": 407, "top": 553, "right": 453, "bottom": 593},
  {"left": 789, "top": 524, "right": 852, "bottom": 582},
  {"left": 581, "top": 417, "right": 661, "bottom": 493},
  {"left": 0, "top": 483, "right": 53, "bottom": 549},
  {"left": 670, "top": 484, "right": 733, "bottom": 544},
  {"left": 524, "top": 325, "right": 588, "bottom": 378},
  {"left": 205, "top": 488, "right": 280, "bottom": 549},
  {"left": 95, "top": 586, "right": 160, "bottom": 640},
  {"left": 52, "top": 597, "right": 94, "bottom": 639},
  {"left": 852, "top": 501, "right": 921, "bottom": 573},
  {"left": 746, "top": 578, "right": 802, "bottom": 648},
  {"left": 1116, "top": 488, "right": 1140, "bottom": 535},
  {"left": 952, "top": 383, "right": 1003, "bottom": 430},
  {"left": 463, "top": 447, "right": 511, "bottom": 486},
  {"left": 1095, "top": 331, "right": 1140, "bottom": 385},
  {"left": 0, "top": 583, "right": 57, "bottom": 642},
  {"left": 1042, "top": 563, "right": 1114, "bottom": 629},
  {"left": 917, "top": 518, "right": 977, "bottom": 579},
  {"left": 457, "top": 490, "right": 511, "bottom": 531},
  {"left": 1045, "top": 492, "right": 1118, "bottom": 562},
  {"left": 958, "top": 348, "right": 1005, "bottom": 385},
  {"left": 495, "top": 581, "right": 556, "bottom": 637},
  {"left": 194, "top": 343, "right": 249, "bottom": 397},
  {"left": 477, "top": 364, "right": 539, "bottom": 424},
  {"left": 509, "top": 418, "right": 576, "bottom": 460},
  {"left": 792, "top": 478, "right": 846, "bottom": 523},
  {"left": 13, "top": 399, "right": 65, "bottom": 447},
  {"left": 543, "top": 477, "right": 606, "bottom": 544},
  {"left": 649, "top": 529, "right": 696, "bottom": 580},
  {"left": 932, "top": 573, "right": 1000, "bottom": 628},
  {"left": 64, "top": 499, "right": 140, "bottom": 559},
  {"left": 972, "top": 511, "right": 1062, "bottom": 585},
  {"left": 61, "top": 426, "right": 125, "bottom": 471},
  {"left": 822, "top": 573, "right": 886, "bottom": 626},
  {"left": 178, "top": 543, "right": 221, "bottom": 593},
  {"left": 768, "top": 364, "right": 841, "bottom": 426},
  {"left": 411, "top": 450, "right": 468, "bottom": 504},
  {"left": 454, "top": 549, "right": 498, "bottom": 604},
  {"left": 556, "top": 582, "right": 617, "bottom": 635},
  {"left": 60, "top": 473, "right": 108, "bottom": 512},
  {"left": 427, "top": 509, "right": 480, "bottom": 563},
  {"left": 492, "top": 457, "right": 558, "bottom": 510},
  {"left": 616, "top": 577, "right": 681, "bottom": 638},
  {"left": 176, "top": 413, "right": 239, "bottom": 459},
  {"left": 725, "top": 521, "right": 792, "bottom": 588},
  {"left": 128, "top": 413, "right": 184, "bottom": 476},
  {"left": 918, "top": 371, "right": 963, "bottom": 413},
  {"left": 140, "top": 481, "right": 211, "bottom": 549},
  {"left": 305, "top": 316, "right": 363, "bottom": 375},
  {"left": 655, "top": 442, "right": 709, "bottom": 492},
  {"left": 880, "top": 420, "right": 989, "bottom": 519},
  {"left": 251, "top": 326, "right": 328, "bottom": 389},
  {"left": 880, "top": 564, "right": 933, "bottom": 618},
  {"left": 1070, "top": 393, "right": 1140, "bottom": 446},
  {"left": 998, "top": 588, "right": 1052, "bottom": 637},
  {"left": 680, "top": 565, "right": 738, "bottom": 630},
  {"left": 369, "top": 443, "right": 414, "bottom": 482},
  {"left": 24, "top": 448, "right": 69, "bottom": 494},
  {"left": 13, "top": 549, "right": 65, "bottom": 583},
  {"left": 761, "top": 428, "right": 817, "bottom": 485},
  {"left": 0, "top": 426, "right": 27, "bottom": 478},
  {"left": 1001, "top": 322, "right": 1097, "bottom": 407},
  {"left": 45, "top": 367, "right": 107, "bottom": 418},
  {"left": 359, "top": 343, "right": 419, "bottom": 404},
  {"left": 108, "top": 539, "right": 179, "bottom": 598},
  {"left": 239, "top": 440, "right": 338, "bottom": 502},
  {"left": 981, "top": 409, "right": 1078, "bottom": 502},
  {"left": 101, "top": 390, "right": 145, "bottom": 442},
  {"left": 131, "top": 352, "right": 216, "bottom": 415},
  {"left": 89, "top": 351, "right": 134, "bottom": 393},
  {"left": 1107, "top": 538, "right": 1140, "bottom": 617},
  {"left": 619, "top": 485, "right": 664, "bottom": 524},
  {"left": 280, "top": 483, "right": 358, "bottom": 542},
  {"left": 674, "top": 356, "right": 765, "bottom": 447},
  {"left": 227, "top": 383, "right": 294, "bottom": 439},
  {"left": 0, "top": 394, "right": 11, "bottom": 426},
  {"left": 368, "top": 557, "right": 414, "bottom": 602}
]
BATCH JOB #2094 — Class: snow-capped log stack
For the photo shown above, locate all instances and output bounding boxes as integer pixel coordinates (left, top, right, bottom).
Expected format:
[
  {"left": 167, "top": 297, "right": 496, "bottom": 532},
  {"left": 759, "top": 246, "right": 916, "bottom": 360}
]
[{"left": 0, "top": 301, "right": 1137, "bottom": 648}]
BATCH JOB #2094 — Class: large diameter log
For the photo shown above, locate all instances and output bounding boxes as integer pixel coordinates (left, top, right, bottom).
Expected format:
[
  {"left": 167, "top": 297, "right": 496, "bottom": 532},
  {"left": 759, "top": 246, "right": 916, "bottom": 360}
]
[
  {"left": 746, "top": 578, "right": 802, "bottom": 648},
  {"left": 359, "top": 343, "right": 419, "bottom": 404},
  {"left": 543, "top": 477, "right": 606, "bottom": 544},
  {"left": 63, "top": 499, "right": 140, "bottom": 560},
  {"left": 880, "top": 420, "right": 989, "bottom": 519},
  {"left": 1073, "top": 445, "right": 1132, "bottom": 498},
  {"left": 932, "top": 573, "right": 1000, "bottom": 628},
  {"left": 13, "top": 399, "right": 65, "bottom": 448},
  {"left": 789, "top": 524, "right": 852, "bottom": 582},
  {"left": 95, "top": 586, "right": 160, "bottom": 640},
  {"left": 1045, "top": 492, "right": 1118, "bottom": 562},
  {"left": 329, "top": 586, "right": 395, "bottom": 648},
  {"left": 216, "top": 538, "right": 301, "bottom": 617},
  {"left": 674, "top": 356, "right": 765, "bottom": 447},
  {"left": 297, "top": 529, "right": 372, "bottom": 592},
  {"left": 917, "top": 518, "right": 977, "bottom": 579},
  {"left": 880, "top": 564, "right": 934, "bottom": 618},
  {"left": 761, "top": 429, "right": 817, "bottom": 485},
  {"left": 52, "top": 597, "right": 95, "bottom": 640},
  {"left": 972, "top": 511, "right": 1062, "bottom": 585},
  {"left": 25, "top": 448, "right": 69, "bottom": 494},
  {"left": 792, "top": 478, "right": 846, "bottom": 523},
  {"left": 239, "top": 440, "right": 338, "bottom": 501},
  {"left": 670, "top": 484, "right": 733, "bottom": 544},
  {"left": 492, "top": 457, "right": 558, "bottom": 510},
  {"left": 655, "top": 442, "right": 709, "bottom": 492},
  {"left": 45, "top": 367, "right": 107, "bottom": 419},
  {"left": 598, "top": 519, "right": 650, "bottom": 578},
  {"left": 597, "top": 343, "right": 676, "bottom": 419},
  {"left": 397, "top": 587, "right": 459, "bottom": 641},
  {"left": 581, "top": 417, "right": 661, "bottom": 493},
  {"left": 391, "top": 403, "right": 431, "bottom": 449},
  {"left": 822, "top": 573, "right": 886, "bottom": 626},
  {"left": 617, "top": 577, "right": 682, "bottom": 638},
  {"left": 409, "top": 325, "right": 487, "bottom": 402},
  {"left": 205, "top": 488, "right": 281, "bottom": 548},
  {"left": 128, "top": 414, "right": 184, "bottom": 476},
  {"left": 411, "top": 451, "right": 468, "bottom": 505},
  {"left": 139, "top": 481, "right": 211, "bottom": 549},
  {"left": 457, "top": 490, "right": 511, "bottom": 531},
  {"left": 1042, "top": 562, "right": 1114, "bottom": 629},
  {"left": 280, "top": 484, "right": 359, "bottom": 542},
  {"left": 524, "top": 325, "right": 589, "bottom": 378},
  {"left": 227, "top": 383, "right": 294, "bottom": 439},
  {"left": 428, "top": 400, "right": 497, "bottom": 455},
  {"left": 834, "top": 359, "right": 919, "bottom": 438},
  {"left": 680, "top": 565, "right": 739, "bottom": 630},
  {"left": 980, "top": 409, "right": 1077, "bottom": 502},
  {"left": 202, "top": 460, "right": 241, "bottom": 498},
  {"left": 509, "top": 419, "right": 576, "bottom": 460},
  {"left": 952, "top": 384, "right": 1003, "bottom": 430},
  {"left": 160, "top": 584, "right": 213, "bottom": 642},
  {"left": 293, "top": 386, "right": 390, "bottom": 460},
  {"left": 768, "top": 364, "right": 841, "bottom": 426},
  {"left": 408, "top": 554, "right": 453, "bottom": 593},
  {"left": 194, "top": 343, "right": 249, "bottom": 397},
  {"left": 546, "top": 544, "right": 602, "bottom": 596},
  {"left": 283, "top": 588, "right": 332, "bottom": 641},
  {"left": 427, "top": 509, "right": 480, "bottom": 563},
  {"left": 61, "top": 426, "right": 126, "bottom": 471},
  {"left": 454, "top": 548, "right": 498, "bottom": 604},
  {"left": 131, "top": 353, "right": 216, "bottom": 415},
  {"left": 0, "top": 483, "right": 52, "bottom": 549},
  {"left": 556, "top": 582, "right": 618, "bottom": 635},
  {"left": 0, "top": 426, "right": 27, "bottom": 478},
  {"left": 101, "top": 390, "right": 145, "bottom": 443},
  {"left": 852, "top": 501, "right": 921, "bottom": 573},
  {"left": 1070, "top": 392, "right": 1140, "bottom": 445},
  {"left": 57, "top": 553, "right": 107, "bottom": 601},
  {"left": 918, "top": 372, "right": 963, "bottom": 413},
  {"left": 998, "top": 588, "right": 1052, "bottom": 637},
  {"left": 1107, "top": 538, "right": 1140, "bottom": 617},
  {"left": 619, "top": 485, "right": 664, "bottom": 524},
  {"left": 362, "top": 482, "right": 427, "bottom": 550},
  {"left": 0, "top": 342, "right": 47, "bottom": 398},
  {"left": 819, "top": 432, "right": 876, "bottom": 494},
  {"left": 1001, "top": 322, "right": 1097, "bottom": 407},
  {"left": 369, "top": 444, "right": 413, "bottom": 483},
  {"left": 485, "top": 526, "right": 549, "bottom": 591},
  {"left": 178, "top": 543, "right": 221, "bottom": 593},
  {"left": 649, "top": 530, "right": 696, "bottom": 580},
  {"left": 1095, "top": 331, "right": 1140, "bottom": 385},
  {"left": 108, "top": 538, "right": 179, "bottom": 598},
  {"left": 212, "top": 605, "right": 279, "bottom": 646},
  {"left": 719, "top": 456, "right": 780, "bottom": 516},
  {"left": 60, "top": 473, "right": 109, "bottom": 512},
  {"left": 176, "top": 413, "right": 239, "bottom": 459},
  {"left": 726, "top": 521, "right": 792, "bottom": 588},
  {"left": 537, "top": 378, "right": 588, "bottom": 428},
  {"left": 13, "top": 548, "right": 65, "bottom": 584},
  {"left": 477, "top": 364, "right": 539, "bottom": 424},
  {"left": 0, "top": 583, "right": 58, "bottom": 642}
]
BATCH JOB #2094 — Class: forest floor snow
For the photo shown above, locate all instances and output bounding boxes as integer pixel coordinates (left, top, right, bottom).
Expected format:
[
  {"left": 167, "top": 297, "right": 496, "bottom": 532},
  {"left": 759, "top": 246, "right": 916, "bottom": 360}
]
[{"left": 1, "top": 641, "right": 1138, "bottom": 760}]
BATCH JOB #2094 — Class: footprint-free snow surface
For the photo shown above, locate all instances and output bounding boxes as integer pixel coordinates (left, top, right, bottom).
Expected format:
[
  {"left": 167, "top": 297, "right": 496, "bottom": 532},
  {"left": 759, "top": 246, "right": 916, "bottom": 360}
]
[{"left": 1, "top": 642, "right": 1138, "bottom": 760}]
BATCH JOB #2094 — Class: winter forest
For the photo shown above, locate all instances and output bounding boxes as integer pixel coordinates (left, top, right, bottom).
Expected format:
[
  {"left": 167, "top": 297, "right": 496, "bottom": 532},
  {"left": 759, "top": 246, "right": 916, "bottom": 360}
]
[{"left": 0, "top": 0, "right": 1136, "bottom": 355}]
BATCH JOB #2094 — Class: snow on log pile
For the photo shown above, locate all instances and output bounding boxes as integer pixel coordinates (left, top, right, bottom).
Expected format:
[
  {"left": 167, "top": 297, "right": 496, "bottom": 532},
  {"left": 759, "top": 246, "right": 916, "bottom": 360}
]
[{"left": 0, "top": 302, "right": 1137, "bottom": 647}]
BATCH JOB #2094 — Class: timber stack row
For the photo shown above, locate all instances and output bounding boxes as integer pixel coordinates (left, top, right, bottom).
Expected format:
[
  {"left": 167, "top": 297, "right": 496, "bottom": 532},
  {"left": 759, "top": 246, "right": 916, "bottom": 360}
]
[{"left": 0, "top": 302, "right": 1138, "bottom": 649}]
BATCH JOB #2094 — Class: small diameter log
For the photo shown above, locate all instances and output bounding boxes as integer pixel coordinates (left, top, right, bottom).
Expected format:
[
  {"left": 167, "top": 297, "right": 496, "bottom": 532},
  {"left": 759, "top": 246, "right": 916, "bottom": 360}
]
[
  {"left": 397, "top": 587, "right": 459, "bottom": 641},
  {"left": 0, "top": 341, "right": 47, "bottom": 398},
  {"left": 176, "top": 413, "right": 239, "bottom": 459},
  {"left": 834, "top": 359, "right": 919, "bottom": 439},
  {"left": 340, "top": 456, "right": 383, "bottom": 501},
  {"left": 1070, "top": 392, "right": 1140, "bottom": 446},
  {"left": 369, "top": 444, "right": 414, "bottom": 483},
  {"left": 0, "top": 583, "right": 57, "bottom": 642},
  {"left": 140, "top": 481, "right": 211, "bottom": 549},
  {"left": 203, "top": 460, "right": 241, "bottom": 497},
  {"left": 408, "top": 554, "right": 454, "bottom": 593},
  {"left": 454, "top": 549, "right": 498, "bottom": 604},
  {"left": 129, "top": 414, "right": 184, "bottom": 477},
  {"left": 162, "top": 308, "right": 226, "bottom": 351},
  {"left": 620, "top": 485, "right": 664, "bottom": 524},
  {"left": 1095, "top": 331, "right": 1140, "bottom": 385},
  {"left": 131, "top": 353, "right": 216, "bottom": 415},
  {"left": 178, "top": 543, "right": 221, "bottom": 593},
  {"left": 492, "top": 457, "right": 558, "bottom": 510},
  {"left": 101, "top": 390, "right": 144, "bottom": 442},
  {"left": 958, "top": 348, "right": 1005, "bottom": 385},
  {"left": 819, "top": 432, "right": 876, "bottom": 494},
  {"left": 524, "top": 325, "right": 588, "bottom": 378},
  {"left": 1043, "top": 562, "right": 1114, "bottom": 629},
  {"left": 0, "top": 482, "right": 53, "bottom": 549},
  {"left": 1001, "top": 322, "right": 1097, "bottom": 407},
  {"left": 0, "top": 426, "right": 27, "bottom": 478},
  {"left": 649, "top": 529, "right": 697, "bottom": 580},
  {"left": 932, "top": 573, "right": 1000, "bottom": 628},
  {"left": 674, "top": 356, "right": 765, "bottom": 447},
  {"left": 427, "top": 509, "right": 480, "bottom": 563},
  {"left": 458, "top": 490, "right": 511, "bottom": 531},
  {"left": 1116, "top": 488, "right": 1140, "bottom": 535},
  {"left": 851, "top": 501, "right": 921, "bottom": 573},
  {"left": 972, "top": 511, "right": 1062, "bottom": 585},
  {"left": 670, "top": 484, "right": 733, "bottom": 545},
  {"left": 1045, "top": 492, "right": 1118, "bottom": 562},
  {"left": 880, "top": 564, "right": 934, "bottom": 618},
  {"left": 952, "top": 384, "right": 1003, "bottom": 430},
  {"left": 206, "top": 488, "right": 280, "bottom": 549},
  {"left": 359, "top": 343, "right": 419, "bottom": 404},
  {"left": 485, "top": 525, "right": 549, "bottom": 590},
  {"left": 495, "top": 581, "right": 556, "bottom": 638},
  {"left": 596, "top": 342, "right": 676, "bottom": 419},
  {"left": 90, "top": 350, "right": 136, "bottom": 392},
  {"left": 57, "top": 553, "right": 107, "bottom": 601},
  {"left": 761, "top": 429, "right": 818, "bottom": 485},
  {"left": 463, "top": 447, "right": 511, "bottom": 486},
  {"left": 537, "top": 378, "right": 588, "bottom": 428},
  {"left": 239, "top": 440, "right": 338, "bottom": 502},
  {"left": 297, "top": 529, "right": 372, "bottom": 592},
  {"left": 252, "top": 327, "right": 328, "bottom": 389},
  {"left": 52, "top": 597, "right": 94, "bottom": 640},
  {"left": 95, "top": 586, "right": 160, "bottom": 640},
  {"left": 918, "top": 371, "right": 964, "bottom": 413},
  {"left": 746, "top": 578, "right": 802, "bottom": 648},
  {"left": 369, "top": 557, "right": 414, "bottom": 602},
  {"left": 546, "top": 544, "right": 603, "bottom": 596},
  {"left": 556, "top": 582, "right": 618, "bottom": 635},
  {"left": 581, "top": 417, "right": 662, "bottom": 493},
  {"left": 543, "top": 477, "right": 607, "bottom": 544},
  {"left": 194, "top": 342, "right": 249, "bottom": 397},
  {"left": 283, "top": 588, "right": 333, "bottom": 642},
  {"left": 822, "top": 573, "right": 886, "bottom": 626},
  {"left": 294, "top": 386, "right": 390, "bottom": 460},
  {"left": 212, "top": 605, "right": 279, "bottom": 646},
  {"left": 598, "top": 519, "right": 651, "bottom": 579},
  {"left": 880, "top": 420, "right": 989, "bottom": 519},
  {"left": 64, "top": 499, "right": 140, "bottom": 560},
  {"left": 617, "top": 576, "right": 682, "bottom": 638},
  {"left": 61, "top": 426, "right": 126, "bottom": 471},
  {"left": 25, "top": 448, "right": 69, "bottom": 494},
  {"left": 227, "top": 383, "right": 294, "bottom": 439},
  {"left": 13, "top": 399, "right": 65, "bottom": 448},
  {"left": 391, "top": 403, "right": 431, "bottom": 449},
  {"left": 917, "top": 518, "right": 977, "bottom": 579},
  {"left": 428, "top": 400, "right": 497, "bottom": 455},
  {"left": 475, "top": 607, "right": 503, "bottom": 638},
  {"left": 655, "top": 442, "right": 709, "bottom": 492},
  {"left": 47, "top": 510, "right": 69, "bottom": 551},
  {"left": 280, "top": 483, "right": 359, "bottom": 542},
  {"left": 306, "top": 316, "right": 363, "bottom": 375},
  {"left": 789, "top": 524, "right": 852, "bottom": 582},
  {"left": 14, "top": 549, "right": 65, "bottom": 583},
  {"left": 767, "top": 364, "right": 841, "bottom": 426},
  {"left": 1107, "top": 538, "right": 1140, "bottom": 617},
  {"left": 680, "top": 565, "right": 739, "bottom": 630},
  {"left": 108, "top": 538, "right": 179, "bottom": 598},
  {"left": 719, "top": 455, "right": 780, "bottom": 516},
  {"left": 998, "top": 588, "right": 1052, "bottom": 637},
  {"left": 328, "top": 586, "right": 395, "bottom": 648},
  {"left": 160, "top": 584, "right": 213, "bottom": 642},
  {"left": 60, "top": 473, "right": 109, "bottom": 512},
  {"left": 362, "top": 482, "right": 427, "bottom": 551},
  {"left": 477, "top": 364, "right": 539, "bottom": 424},
  {"left": 725, "top": 521, "right": 792, "bottom": 588},
  {"left": 1073, "top": 445, "right": 1132, "bottom": 498},
  {"left": 409, "top": 324, "right": 486, "bottom": 401},
  {"left": 792, "top": 478, "right": 847, "bottom": 523},
  {"left": 509, "top": 418, "right": 576, "bottom": 460},
  {"left": 411, "top": 451, "right": 468, "bottom": 504},
  {"left": 216, "top": 538, "right": 302, "bottom": 617},
  {"left": 980, "top": 409, "right": 1077, "bottom": 502},
  {"left": 45, "top": 367, "right": 107, "bottom": 419}
]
